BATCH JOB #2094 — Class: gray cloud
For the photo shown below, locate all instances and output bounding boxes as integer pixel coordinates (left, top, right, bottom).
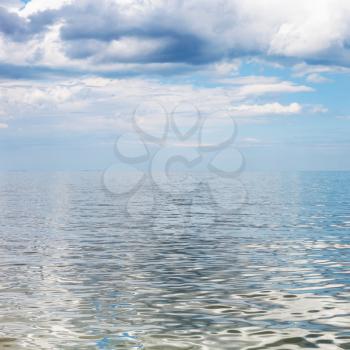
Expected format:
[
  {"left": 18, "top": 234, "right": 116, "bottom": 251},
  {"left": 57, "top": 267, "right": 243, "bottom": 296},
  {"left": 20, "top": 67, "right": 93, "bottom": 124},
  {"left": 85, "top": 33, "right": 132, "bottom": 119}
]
[
  {"left": 2, "top": 0, "right": 350, "bottom": 76},
  {"left": 57, "top": 0, "right": 350, "bottom": 67},
  {"left": 0, "top": 6, "right": 57, "bottom": 41},
  {"left": 0, "top": 6, "right": 30, "bottom": 40},
  {"left": 58, "top": 1, "right": 218, "bottom": 64}
]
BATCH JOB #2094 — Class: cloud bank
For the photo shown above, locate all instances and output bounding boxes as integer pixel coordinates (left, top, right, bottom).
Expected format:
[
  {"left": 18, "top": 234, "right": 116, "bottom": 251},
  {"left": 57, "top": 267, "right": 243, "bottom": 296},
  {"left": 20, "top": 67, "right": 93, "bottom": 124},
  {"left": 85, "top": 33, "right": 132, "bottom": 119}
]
[{"left": 1, "top": 0, "right": 350, "bottom": 77}]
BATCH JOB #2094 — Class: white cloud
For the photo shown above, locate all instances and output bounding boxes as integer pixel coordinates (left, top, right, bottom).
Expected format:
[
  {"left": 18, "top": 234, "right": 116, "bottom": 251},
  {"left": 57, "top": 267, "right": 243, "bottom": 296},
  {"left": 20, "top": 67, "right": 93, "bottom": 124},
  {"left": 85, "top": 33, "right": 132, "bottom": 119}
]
[
  {"left": 213, "top": 60, "right": 240, "bottom": 77},
  {"left": 94, "top": 37, "right": 168, "bottom": 63},
  {"left": 306, "top": 73, "right": 331, "bottom": 83},
  {"left": 0, "top": 0, "right": 23, "bottom": 11},
  {"left": 292, "top": 63, "right": 350, "bottom": 82},
  {"left": 0, "top": 75, "right": 308, "bottom": 133},
  {"left": 19, "top": 0, "right": 73, "bottom": 16},
  {"left": 240, "top": 137, "right": 261, "bottom": 144},
  {"left": 268, "top": 1, "right": 339, "bottom": 57},
  {"left": 230, "top": 102, "right": 302, "bottom": 116},
  {"left": 336, "top": 115, "right": 350, "bottom": 120},
  {"left": 0, "top": 123, "right": 9, "bottom": 129},
  {"left": 222, "top": 76, "right": 280, "bottom": 85},
  {"left": 234, "top": 81, "right": 313, "bottom": 99},
  {"left": 309, "top": 105, "right": 328, "bottom": 114}
]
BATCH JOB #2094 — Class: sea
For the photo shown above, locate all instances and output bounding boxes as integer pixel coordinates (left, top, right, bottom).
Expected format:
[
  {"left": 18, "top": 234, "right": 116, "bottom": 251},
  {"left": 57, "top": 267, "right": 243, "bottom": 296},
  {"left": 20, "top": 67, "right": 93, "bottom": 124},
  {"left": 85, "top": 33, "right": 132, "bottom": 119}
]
[{"left": 0, "top": 171, "right": 349, "bottom": 349}]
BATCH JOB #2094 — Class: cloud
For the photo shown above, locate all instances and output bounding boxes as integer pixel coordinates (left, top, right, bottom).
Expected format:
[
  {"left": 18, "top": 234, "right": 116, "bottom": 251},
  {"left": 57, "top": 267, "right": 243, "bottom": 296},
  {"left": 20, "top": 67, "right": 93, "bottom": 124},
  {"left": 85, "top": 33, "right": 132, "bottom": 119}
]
[
  {"left": 0, "top": 6, "right": 30, "bottom": 40},
  {"left": 292, "top": 62, "right": 350, "bottom": 82},
  {"left": 336, "top": 115, "right": 350, "bottom": 120},
  {"left": 1, "top": 0, "right": 350, "bottom": 77},
  {"left": 20, "top": 0, "right": 72, "bottom": 16},
  {"left": 309, "top": 105, "right": 328, "bottom": 114},
  {"left": 306, "top": 73, "right": 331, "bottom": 83},
  {"left": 0, "top": 1, "right": 23, "bottom": 11},
  {"left": 234, "top": 81, "right": 313, "bottom": 98},
  {"left": 0, "top": 76, "right": 308, "bottom": 133},
  {"left": 230, "top": 102, "right": 302, "bottom": 116},
  {"left": 0, "top": 123, "right": 9, "bottom": 129},
  {"left": 213, "top": 60, "right": 240, "bottom": 76},
  {"left": 241, "top": 137, "right": 261, "bottom": 143},
  {"left": 0, "top": 5, "right": 57, "bottom": 41}
]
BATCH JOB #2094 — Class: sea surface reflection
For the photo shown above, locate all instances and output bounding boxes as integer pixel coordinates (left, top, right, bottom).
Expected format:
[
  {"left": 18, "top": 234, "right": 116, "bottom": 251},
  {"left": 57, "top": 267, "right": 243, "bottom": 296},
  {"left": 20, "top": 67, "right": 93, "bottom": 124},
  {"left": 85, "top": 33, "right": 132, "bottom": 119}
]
[{"left": 0, "top": 172, "right": 349, "bottom": 349}]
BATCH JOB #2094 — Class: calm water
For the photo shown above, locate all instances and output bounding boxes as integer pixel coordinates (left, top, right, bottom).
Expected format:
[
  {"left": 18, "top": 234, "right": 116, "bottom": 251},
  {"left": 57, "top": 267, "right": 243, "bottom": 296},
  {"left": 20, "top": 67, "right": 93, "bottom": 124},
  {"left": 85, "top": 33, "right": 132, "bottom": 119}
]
[{"left": 0, "top": 172, "right": 349, "bottom": 349}]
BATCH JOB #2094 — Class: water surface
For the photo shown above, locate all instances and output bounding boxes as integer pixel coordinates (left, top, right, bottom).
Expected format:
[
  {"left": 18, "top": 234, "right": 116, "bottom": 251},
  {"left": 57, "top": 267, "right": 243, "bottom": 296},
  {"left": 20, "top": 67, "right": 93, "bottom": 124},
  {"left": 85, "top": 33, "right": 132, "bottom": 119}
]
[{"left": 0, "top": 172, "right": 349, "bottom": 349}]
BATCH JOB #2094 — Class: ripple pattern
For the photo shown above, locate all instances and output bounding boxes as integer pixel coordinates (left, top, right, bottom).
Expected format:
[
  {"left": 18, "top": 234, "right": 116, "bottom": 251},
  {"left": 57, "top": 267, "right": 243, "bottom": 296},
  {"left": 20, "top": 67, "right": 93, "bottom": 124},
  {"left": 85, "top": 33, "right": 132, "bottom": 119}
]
[{"left": 0, "top": 172, "right": 349, "bottom": 349}]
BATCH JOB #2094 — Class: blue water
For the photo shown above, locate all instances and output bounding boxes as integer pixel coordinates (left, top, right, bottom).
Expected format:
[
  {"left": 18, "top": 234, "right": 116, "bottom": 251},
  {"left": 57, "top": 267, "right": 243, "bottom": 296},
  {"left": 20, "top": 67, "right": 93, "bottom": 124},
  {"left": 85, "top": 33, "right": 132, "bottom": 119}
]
[{"left": 0, "top": 172, "right": 349, "bottom": 349}]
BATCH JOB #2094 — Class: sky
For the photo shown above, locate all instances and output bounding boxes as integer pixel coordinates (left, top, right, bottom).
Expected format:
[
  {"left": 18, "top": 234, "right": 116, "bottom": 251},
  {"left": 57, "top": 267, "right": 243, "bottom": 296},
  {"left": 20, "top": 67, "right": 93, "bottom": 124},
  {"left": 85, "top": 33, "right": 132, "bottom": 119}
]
[{"left": 0, "top": 0, "right": 350, "bottom": 171}]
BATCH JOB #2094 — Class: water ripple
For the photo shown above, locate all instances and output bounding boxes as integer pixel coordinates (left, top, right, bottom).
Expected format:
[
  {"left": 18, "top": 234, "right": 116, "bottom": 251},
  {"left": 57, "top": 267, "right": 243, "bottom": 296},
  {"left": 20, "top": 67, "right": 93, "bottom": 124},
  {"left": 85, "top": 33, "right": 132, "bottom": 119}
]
[{"left": 0, "top": 172, "right": 349, "bottom": 349}]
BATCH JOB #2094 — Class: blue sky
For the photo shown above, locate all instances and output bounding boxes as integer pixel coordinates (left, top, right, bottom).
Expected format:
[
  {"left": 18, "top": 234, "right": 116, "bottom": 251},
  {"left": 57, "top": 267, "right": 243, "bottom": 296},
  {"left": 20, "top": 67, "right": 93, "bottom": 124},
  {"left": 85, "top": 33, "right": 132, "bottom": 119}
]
[{"left": 0, "top": 0, "right": 350, "bottom": 171}]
